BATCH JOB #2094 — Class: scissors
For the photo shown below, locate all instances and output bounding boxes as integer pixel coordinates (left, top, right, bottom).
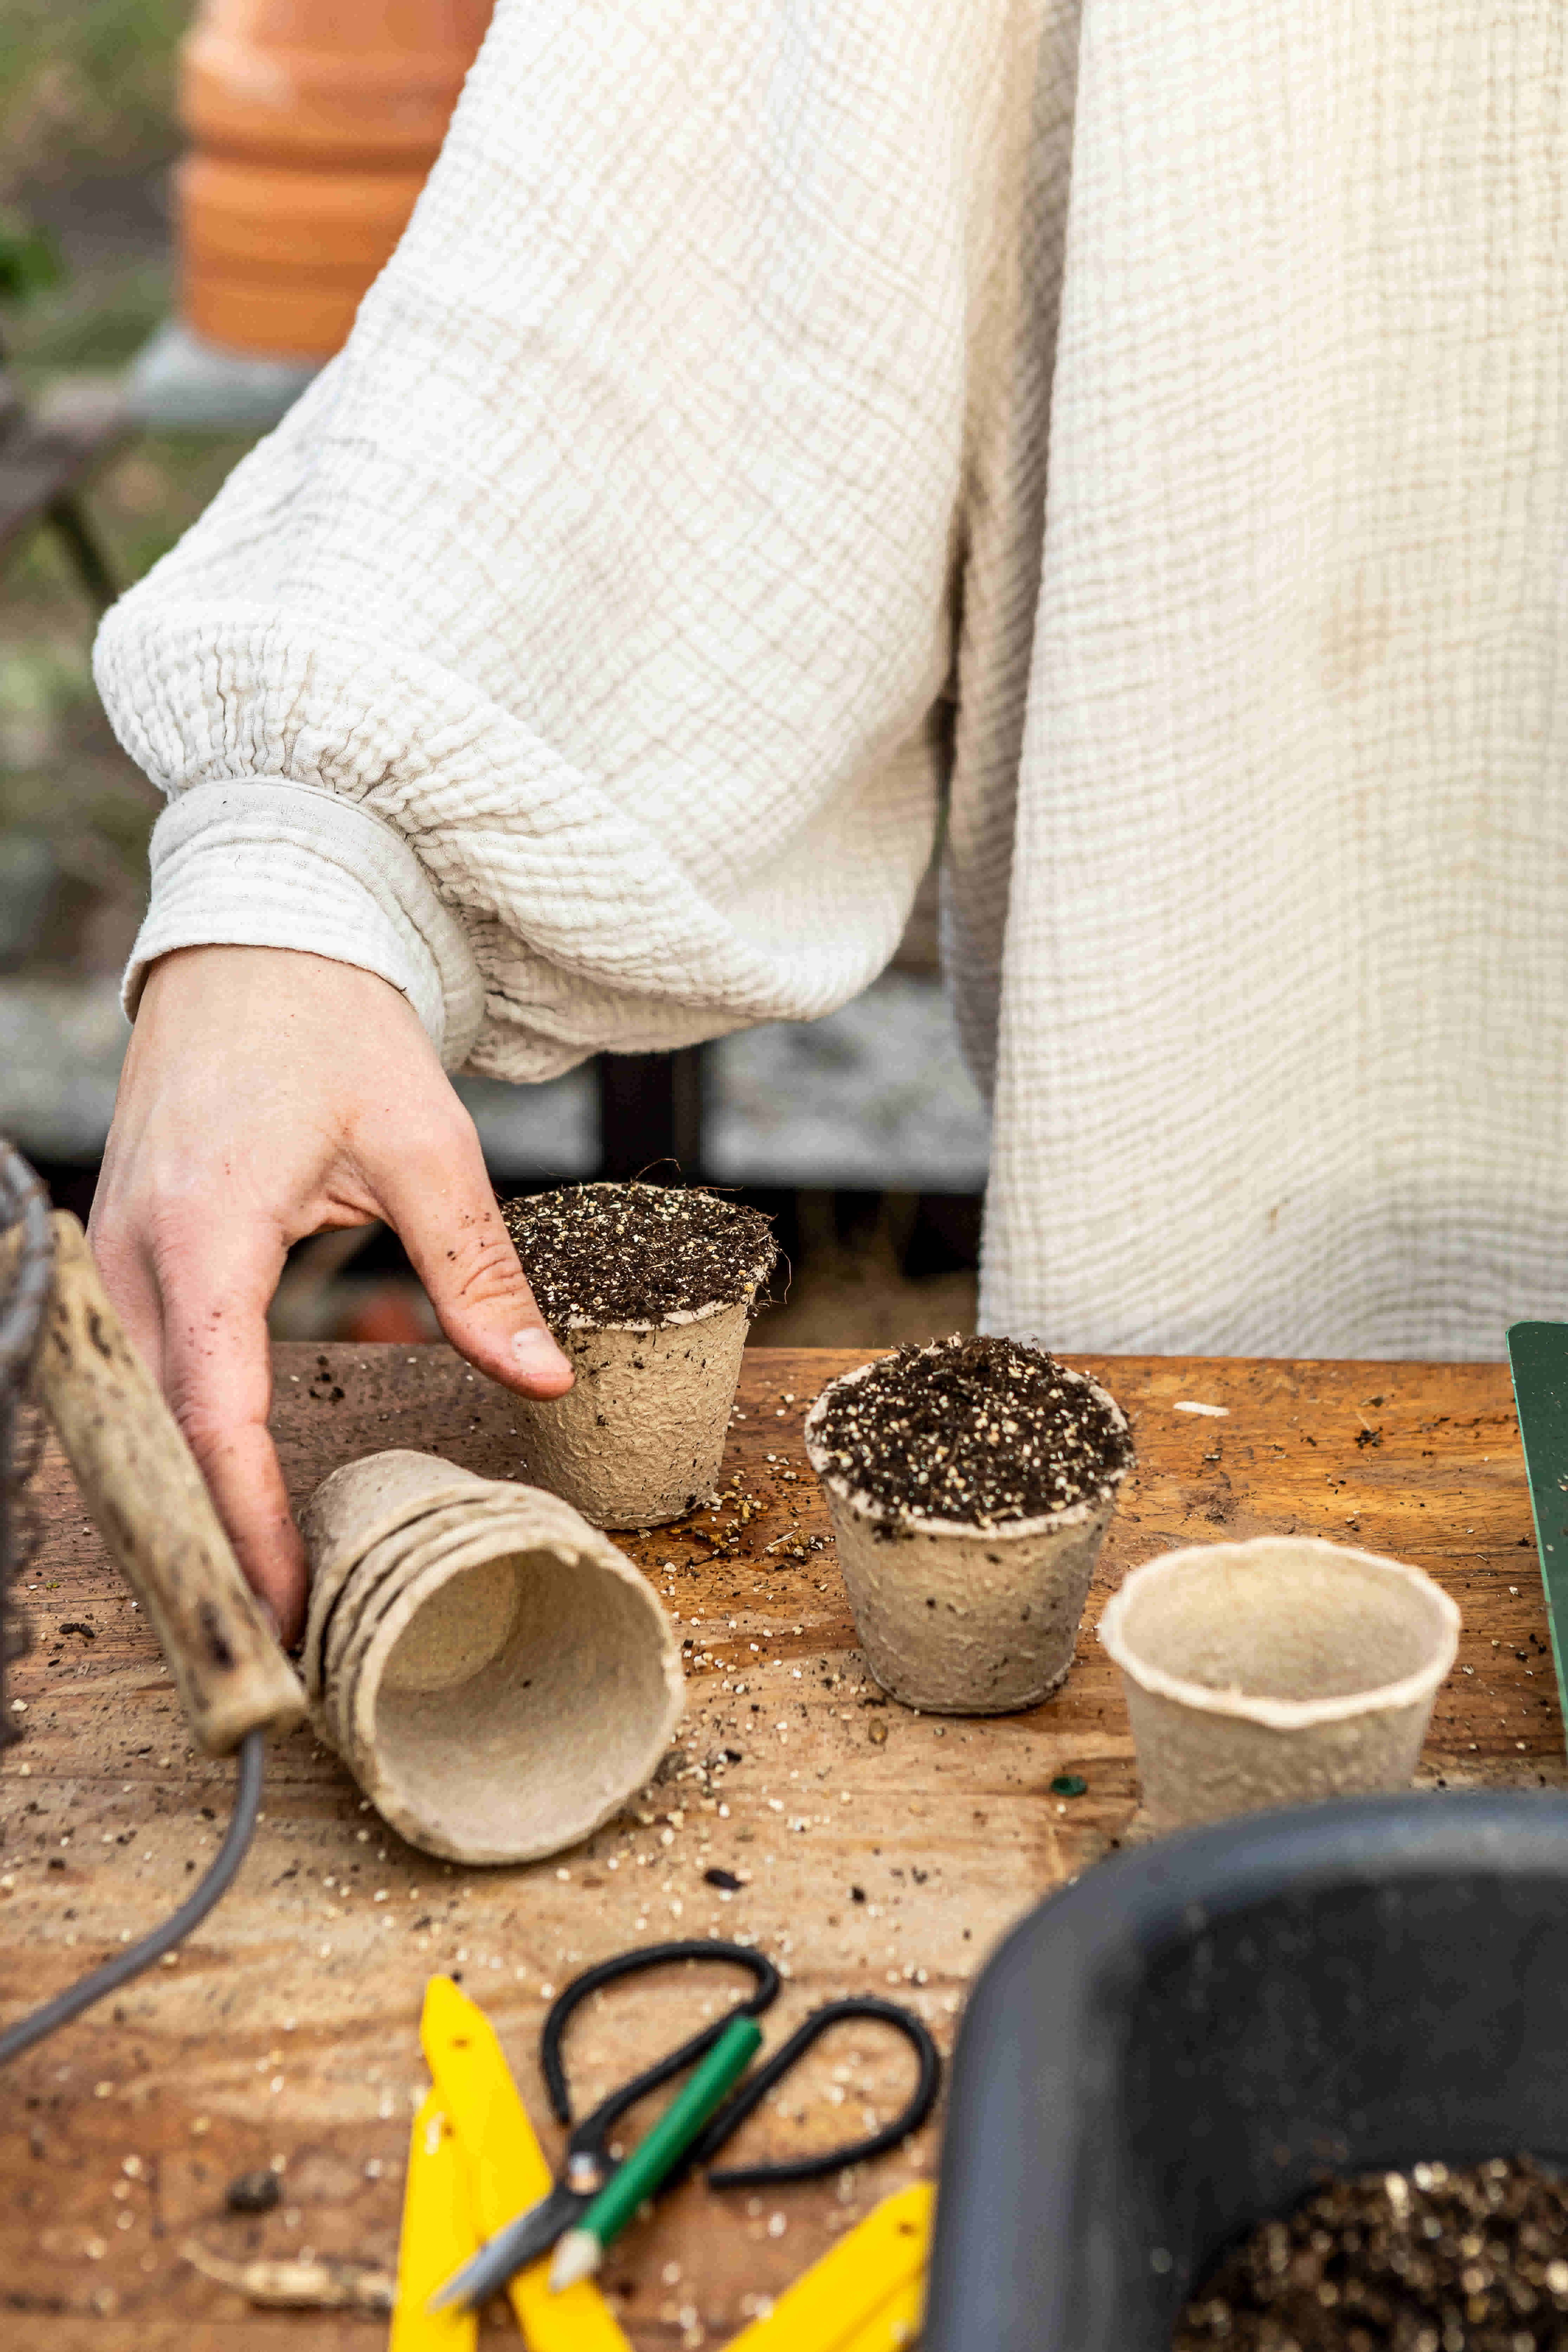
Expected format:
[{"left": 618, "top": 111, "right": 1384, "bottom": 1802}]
[{"left": 429, "top": 1937, "right": 942, "bottom": 2312}]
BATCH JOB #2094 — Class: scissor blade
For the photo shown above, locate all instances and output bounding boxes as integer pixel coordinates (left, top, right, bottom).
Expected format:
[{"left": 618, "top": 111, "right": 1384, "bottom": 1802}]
[{"left": 426, "top": 2180, "right": 585, "bottom": 2313}]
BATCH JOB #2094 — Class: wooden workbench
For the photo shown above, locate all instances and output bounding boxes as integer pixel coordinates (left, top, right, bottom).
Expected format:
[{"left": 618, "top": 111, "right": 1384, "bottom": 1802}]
[{"left": 0, "top": 1346, "right": 1559, "bottom": 2348}]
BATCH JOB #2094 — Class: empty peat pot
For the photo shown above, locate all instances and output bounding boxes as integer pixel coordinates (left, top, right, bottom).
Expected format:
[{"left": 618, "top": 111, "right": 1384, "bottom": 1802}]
[
  {"left": 1099, "top": 1536, "right": 1459, "bottom": 1829},
  {"left": 923, "top": 1791, "right": 1568, "bottom": 2352},
  {"left": 804, "top": 1337, "right": 1133, "bottom": 1714},
  {"left": 299, "top": 1449, "right": 683, "bottom": 1863},
  {"left": 501, "top": 1182, "right": 777, "bottom": 1528}
]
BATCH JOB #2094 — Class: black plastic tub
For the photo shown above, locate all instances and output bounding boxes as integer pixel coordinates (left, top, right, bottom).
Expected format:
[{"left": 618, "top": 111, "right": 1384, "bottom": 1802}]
[{"left": 923, "top": 1791, "right": 1568, "bottom": 2352}]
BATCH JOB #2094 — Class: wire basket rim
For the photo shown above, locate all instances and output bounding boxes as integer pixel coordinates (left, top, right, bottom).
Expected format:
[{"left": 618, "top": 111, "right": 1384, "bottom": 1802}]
[{"left": 0, "top": 1139, "right": 53, "bottom": 1397}]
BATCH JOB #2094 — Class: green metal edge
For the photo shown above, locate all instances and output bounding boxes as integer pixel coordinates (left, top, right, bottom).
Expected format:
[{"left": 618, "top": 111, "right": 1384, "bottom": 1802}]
[{"left": 1506, "top": 1321, "right": 1568, "bottom": 1734}]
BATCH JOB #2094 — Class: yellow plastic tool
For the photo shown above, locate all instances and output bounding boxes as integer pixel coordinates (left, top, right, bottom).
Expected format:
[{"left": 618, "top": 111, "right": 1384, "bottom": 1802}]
[
  {"left": 390, "top": 2092, "right": 480, "bottom": 2352},
  {"left": 723, "top": 2184, "right": 933, "bottom": 2352},
  {"left": 420, "top": 1975, "right": 632, "bottom": 2352},
  {"left": 837, "top": 2270, "right": 924, "bottom": 2352}
]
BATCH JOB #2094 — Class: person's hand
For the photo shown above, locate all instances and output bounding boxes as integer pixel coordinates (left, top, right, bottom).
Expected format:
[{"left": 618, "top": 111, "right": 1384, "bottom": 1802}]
[{"left": 89, "top": 945, "right": 574, "bottom": 1646}]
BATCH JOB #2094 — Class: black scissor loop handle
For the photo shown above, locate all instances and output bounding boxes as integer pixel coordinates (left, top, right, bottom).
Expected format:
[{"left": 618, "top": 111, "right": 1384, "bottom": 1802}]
[
  {"left": 541, "top": 1938, "right": 782, "bottom": 2149},
  {"left": 684, "top": 1994, "right": 943, "bottom": 2189}
]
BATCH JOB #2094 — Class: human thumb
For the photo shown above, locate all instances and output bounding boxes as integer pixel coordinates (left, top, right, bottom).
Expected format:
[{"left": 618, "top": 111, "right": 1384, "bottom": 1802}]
[{"left": 376, "top": 1118, "right": 573, "bottom": 1397}]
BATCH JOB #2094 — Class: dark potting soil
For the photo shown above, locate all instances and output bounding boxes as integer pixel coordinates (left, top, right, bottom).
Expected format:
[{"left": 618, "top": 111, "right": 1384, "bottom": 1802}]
[
  {"left": 501, "top": 1183, "right": 776, "bottom": 1330},
  {"left": 1174, "top": 2156, "right": 1568, "bottom": 2351},
  {"left": 809, "top": 1335, "right": 1131, "bottom": 1528}
]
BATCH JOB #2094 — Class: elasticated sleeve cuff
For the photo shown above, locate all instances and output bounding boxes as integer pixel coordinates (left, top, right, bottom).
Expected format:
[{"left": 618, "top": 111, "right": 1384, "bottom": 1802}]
[{"left": 122, "top": 779, "right": 485, "bottom": 1070}]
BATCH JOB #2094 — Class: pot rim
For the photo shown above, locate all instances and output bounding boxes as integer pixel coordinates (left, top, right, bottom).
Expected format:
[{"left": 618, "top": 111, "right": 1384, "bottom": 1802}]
[
  {"left": 1098, "top": 1536, "right": 1461, "bottom": 1728},
  {"left": 513, "top": 1182, "right": 775, "bottom": 1335},
  {"left": 802, "top": 1352, "right": 1132, "bottom": 1538},
  {"left": 343, "top": 1499, "right": 684, "bottom": 1863},
  {"left": 558, "top": 1281, "right": 764, "bottom": 1337}
]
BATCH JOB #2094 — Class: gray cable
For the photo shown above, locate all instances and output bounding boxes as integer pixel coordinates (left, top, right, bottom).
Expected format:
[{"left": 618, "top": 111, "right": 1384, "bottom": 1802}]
[{"left": 0, "top": 1730, "right": 265, "bottom": 2066}]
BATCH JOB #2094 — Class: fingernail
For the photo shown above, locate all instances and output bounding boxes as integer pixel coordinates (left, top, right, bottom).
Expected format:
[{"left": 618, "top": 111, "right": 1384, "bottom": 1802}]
[{"left": 512, "top": 1327, "right": 568, "bottom": 1378}]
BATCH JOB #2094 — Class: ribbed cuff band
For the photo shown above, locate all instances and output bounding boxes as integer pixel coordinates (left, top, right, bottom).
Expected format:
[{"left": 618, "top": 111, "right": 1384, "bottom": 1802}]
[{"left": 123, "top": 779, "right": 485, "bottom": 1069}]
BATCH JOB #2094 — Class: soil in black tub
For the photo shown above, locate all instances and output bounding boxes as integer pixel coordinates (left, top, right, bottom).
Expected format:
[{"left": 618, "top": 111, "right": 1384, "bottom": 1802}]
[{"left": 1174, "top": 2154, "right": 1568, "bottom": 2350}]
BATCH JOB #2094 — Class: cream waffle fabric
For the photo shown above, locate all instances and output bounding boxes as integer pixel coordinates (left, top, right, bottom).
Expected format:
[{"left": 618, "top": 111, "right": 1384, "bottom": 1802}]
[{"left": 96, "top": 0, "right": 1568, "bottom": 1357}]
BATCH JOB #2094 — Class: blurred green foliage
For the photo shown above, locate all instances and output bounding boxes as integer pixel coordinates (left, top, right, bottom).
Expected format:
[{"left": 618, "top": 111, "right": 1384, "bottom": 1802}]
[
  {"left": 7, "top": 255, "right": 171, "bottom": 378},
  {"left": 14, "top": 432, "right": 259, "bottom": 589},
  {"left": 0, "top": 0, "right": 191, "bottom": 194},
  {"left": 0, "top": 430, "right": 259, "bottom": 904},
  {"left": 0, "top": 1, "right": 271, "bottom": 976},
  {"left": 0, "top": 208, "right": 63, "bottom": 306}
]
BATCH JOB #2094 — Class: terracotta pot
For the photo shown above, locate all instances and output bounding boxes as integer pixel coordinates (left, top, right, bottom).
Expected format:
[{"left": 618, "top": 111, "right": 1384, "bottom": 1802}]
[
  {"left": 1098, "top": 1536, "right": 1460, "bottom": 1832},
  {"left": 804, "top": 1358, "right": 1132, "bottom": 1715},
  {"left": 175, "top": 1, "right": 493, "bottom": 360},
  {"left": 300, "top": 1449, "right": 684, "bottom": 1864}
]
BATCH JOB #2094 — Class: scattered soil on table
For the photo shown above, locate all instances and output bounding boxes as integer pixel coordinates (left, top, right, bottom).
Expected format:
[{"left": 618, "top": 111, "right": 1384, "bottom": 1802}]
[
  {"left": 809, "top": 1335, "right": 1132, "bottom": 1528},
  {"left": 1174, "top": 2155, "right": 1568, "bottom": 2351},
  {"left": 502, "top": 1181, "right": 776, "bottom": 1329},
  {"left": 224, "top": 2168, "right": 281, "bottom": 2215}
]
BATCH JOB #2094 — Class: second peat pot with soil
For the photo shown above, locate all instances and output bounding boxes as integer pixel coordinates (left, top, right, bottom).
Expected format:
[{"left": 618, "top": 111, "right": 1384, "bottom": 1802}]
[
  {"left": 804, "top": 1337, "right": 1133, "bottom": 1713},
  {"left": 501, "top": 1183, "right": 777, "bottom": 1529}
]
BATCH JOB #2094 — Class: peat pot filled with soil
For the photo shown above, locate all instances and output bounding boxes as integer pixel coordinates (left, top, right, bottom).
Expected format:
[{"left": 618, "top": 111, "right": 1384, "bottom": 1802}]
[
  {"left": 501, "top": 1183, "right": 777, "bottom": 1529},
  {"left": 804, "top": 1336, "right": 1133, "bottom": 1713}
]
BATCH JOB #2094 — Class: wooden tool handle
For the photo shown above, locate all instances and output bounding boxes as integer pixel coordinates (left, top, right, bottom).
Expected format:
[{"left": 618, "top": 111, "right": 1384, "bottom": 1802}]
[{"left": 33, "top": 1212, "right": 305, "bottom": 1755}]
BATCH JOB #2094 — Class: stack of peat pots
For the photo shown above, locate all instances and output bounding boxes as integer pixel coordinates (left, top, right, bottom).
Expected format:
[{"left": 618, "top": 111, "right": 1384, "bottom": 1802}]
[{"left": 300, "top": 1451, "right": 683, "bottom": 1864}]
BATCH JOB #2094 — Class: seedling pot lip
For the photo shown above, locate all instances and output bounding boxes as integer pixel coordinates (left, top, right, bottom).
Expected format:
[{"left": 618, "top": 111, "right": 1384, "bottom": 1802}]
[
  {"left": 803, "top": 1355, "right": 1131, "bottom": 1538},
  {"left": 514, "top": 1181, "right": 776, "bottom": 1334},
  {"left": 301, "top": 1452, "right": 686, "bottom": 1865},
  {"left": 558, "top": 1279, "right": 767, "bottom": 1337},
  {"left": 347, "top": 1518, "right": 683, "bottom": 1866},
  {"left": 1098, "top": 1536, "right": 1461, "bottom": 1730}
]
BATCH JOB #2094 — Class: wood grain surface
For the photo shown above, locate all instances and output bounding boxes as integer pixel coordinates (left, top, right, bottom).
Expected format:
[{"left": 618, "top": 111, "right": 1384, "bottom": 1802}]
[{"left": 0, "top": 1345, "right": 1557, "bottom": 2349}]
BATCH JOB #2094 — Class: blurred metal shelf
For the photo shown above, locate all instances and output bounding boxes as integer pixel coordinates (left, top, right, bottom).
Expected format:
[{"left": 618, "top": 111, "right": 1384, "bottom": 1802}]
[
  {"left": 0, "top": 974, "right": 128, "bottom": 1163},
  {"left": 0, "top": 371, "right": 130, "bottom": 612},
  {"left": 0, "top": 973, "right": 601, "bottom": 1181},
  {"left": 0, "top": 969, "right": 988, "bottom": 1197},
  {"left": 705, "top": 972, "right": 989, "bottom": 1195},
  {"left": 451, "top": 1068, "right": 596, "bottom": 1181}
]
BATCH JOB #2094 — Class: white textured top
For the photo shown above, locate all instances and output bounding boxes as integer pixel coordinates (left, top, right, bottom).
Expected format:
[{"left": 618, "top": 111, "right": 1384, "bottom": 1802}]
[{"left": 96, "top": 0, "right": 1568, "bottom": 1360}]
